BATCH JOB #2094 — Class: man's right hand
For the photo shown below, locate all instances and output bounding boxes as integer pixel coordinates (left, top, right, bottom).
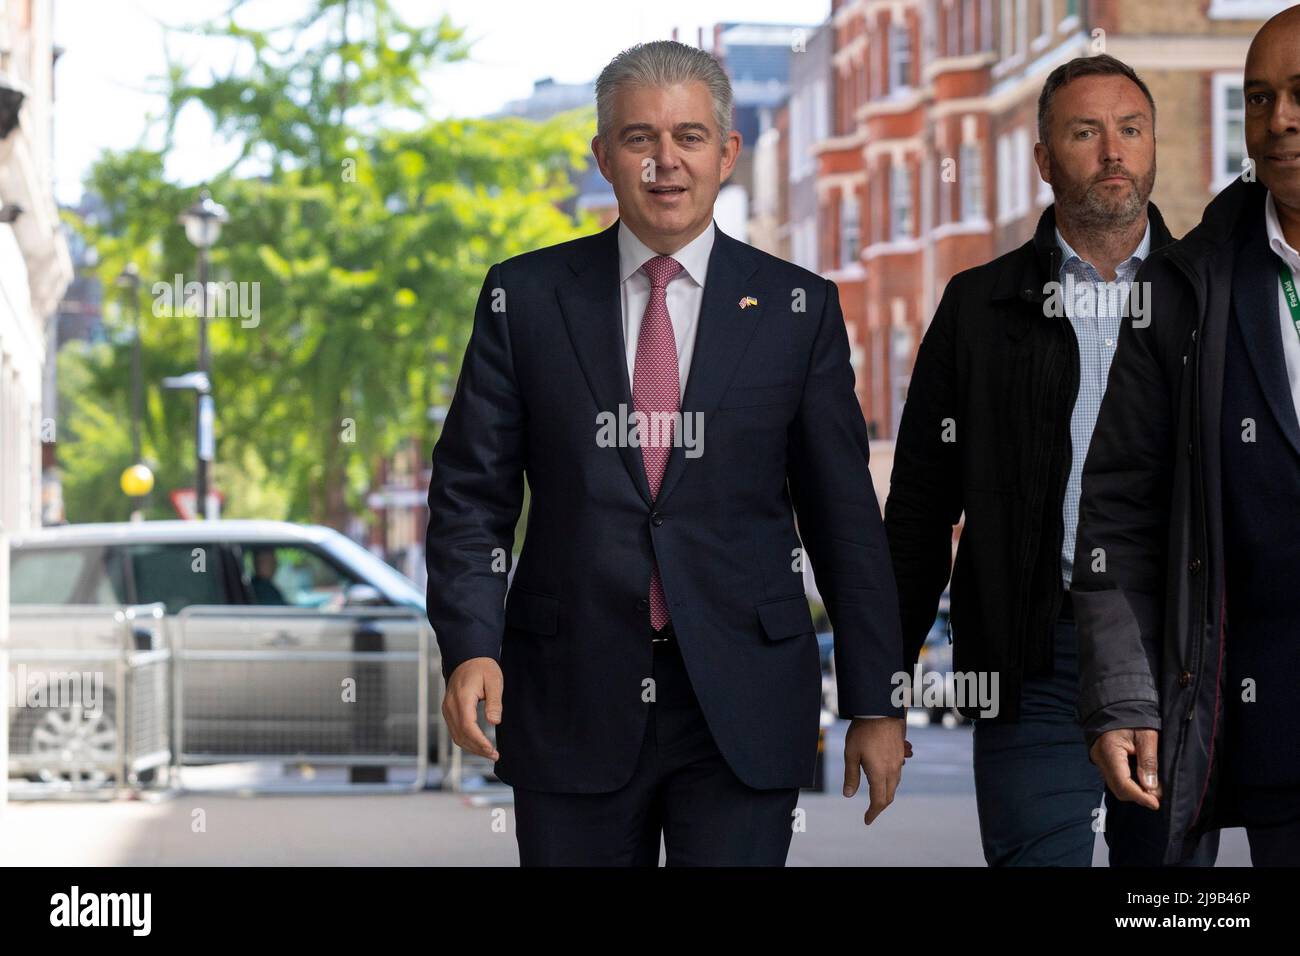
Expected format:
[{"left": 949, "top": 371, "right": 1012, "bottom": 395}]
[
  {"left": 443, "top": 657, "right": 503, "bottom": 761},
  {"left": 1090, "top": 728, "right": 1161, "bottom": 810}
]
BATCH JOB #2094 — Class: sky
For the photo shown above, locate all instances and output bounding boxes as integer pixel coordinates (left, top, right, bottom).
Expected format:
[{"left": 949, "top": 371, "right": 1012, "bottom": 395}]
[{"left": 51, "top": 0, "right": 832, "bottom": 206}]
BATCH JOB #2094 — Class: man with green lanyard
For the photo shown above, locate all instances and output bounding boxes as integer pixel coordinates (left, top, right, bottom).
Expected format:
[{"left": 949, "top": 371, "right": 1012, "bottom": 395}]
[{"left": 1070, "top": 5, "right": 1300, "bottom": 866}]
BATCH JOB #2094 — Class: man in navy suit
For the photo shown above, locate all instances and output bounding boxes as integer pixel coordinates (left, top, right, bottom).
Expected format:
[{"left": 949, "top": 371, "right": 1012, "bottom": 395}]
[{"left": 425, "top": 39, "right": 907, "bottom": 866}]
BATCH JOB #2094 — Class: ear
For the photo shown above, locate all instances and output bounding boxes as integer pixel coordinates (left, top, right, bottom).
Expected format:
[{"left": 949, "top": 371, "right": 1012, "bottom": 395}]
[
  {"left": 719, "top": 129, "right": 743, "bottom": 184},
  {"left": 1033, "top": 141, "right": 1051, "bottom": 189},
  {"left": 591, "top": 134, "right": 614, "bottom": 184}
]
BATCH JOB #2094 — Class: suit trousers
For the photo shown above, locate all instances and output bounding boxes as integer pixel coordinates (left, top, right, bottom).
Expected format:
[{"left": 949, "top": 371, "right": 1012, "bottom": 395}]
[{"left": 511, "top": 623, "right": 801, "bottom": 866}]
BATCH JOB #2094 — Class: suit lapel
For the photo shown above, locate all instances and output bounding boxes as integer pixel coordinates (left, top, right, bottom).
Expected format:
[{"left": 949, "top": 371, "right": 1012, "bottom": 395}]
[
  {"left": 556, "top": 220, "right": 653, "bottom": 506},
  {"left": 654, "top": 226, "right": 764, "bottom": 507},
  {"left": 1231, "top": 224, "right": 1300, "bottom": 460}
]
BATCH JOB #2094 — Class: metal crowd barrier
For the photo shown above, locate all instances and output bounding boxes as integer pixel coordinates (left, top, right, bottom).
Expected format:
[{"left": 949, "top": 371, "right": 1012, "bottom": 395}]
[
  {"left": 170, "top": 605, "right": 432, "bottom": 794},
  {"left": 5, "top": 604, "right": 171, "bottom": 800},
  {"left": 6, "top": 603, "right": 442, "bottom": 797}
]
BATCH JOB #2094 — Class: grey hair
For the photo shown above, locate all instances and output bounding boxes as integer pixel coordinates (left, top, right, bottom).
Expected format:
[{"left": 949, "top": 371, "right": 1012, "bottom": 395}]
[{"left": 595, "top": 40, "right": 733, "bottom": 145}]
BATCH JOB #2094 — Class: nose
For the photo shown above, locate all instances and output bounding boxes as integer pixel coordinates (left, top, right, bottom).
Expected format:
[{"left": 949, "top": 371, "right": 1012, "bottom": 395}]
[
  {"left": 1098, "top": 127, "right": 1125, "bottom": 165},
  {"left": 1268, "top": 93, "right": 1300, "bottom": 137},
  {"left": 651, "top": 137, "right": 681, "bottom": 178}
]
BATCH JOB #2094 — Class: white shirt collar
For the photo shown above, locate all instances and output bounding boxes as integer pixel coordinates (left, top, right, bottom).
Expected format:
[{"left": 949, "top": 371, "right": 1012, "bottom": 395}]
[
  {"left": 1265, "top": 190, "right": 1300, "bottom": 273},
  {"left": 1054, "top": 217, "right": 1151, "bottom": 272},
  {"left": 618, "top": 219, "right": 715, "bottom": 287}
]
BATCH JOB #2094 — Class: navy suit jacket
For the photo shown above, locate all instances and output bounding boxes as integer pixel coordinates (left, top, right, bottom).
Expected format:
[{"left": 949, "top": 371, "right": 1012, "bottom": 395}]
[{"left": 424, "top": 218, "right": 904, "bottom": 792}]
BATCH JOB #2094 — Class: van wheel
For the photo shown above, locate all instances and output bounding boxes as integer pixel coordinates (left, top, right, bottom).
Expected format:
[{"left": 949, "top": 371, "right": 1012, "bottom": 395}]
[{"left": 26, "top": 698, "right": 120, "bottom": 787}]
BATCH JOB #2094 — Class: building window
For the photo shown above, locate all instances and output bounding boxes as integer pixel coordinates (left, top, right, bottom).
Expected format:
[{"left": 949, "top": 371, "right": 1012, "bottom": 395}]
[
  {"left": 1039, "top": 0, "right": 1053, "bottom": 41},
  {"left": 1206, "top": 1, "right": 1289, "bottom": 20},
  {"left": 963, "top": 0, "right": 979, "bottom": 54},
  {"left": 891, "top": 162, "right": 914, "bottom": 239},
  {"left": 841, "top": 191, "right": 860, "bottom": 267},
  {"left": 946, "top": 0, "right": 959, "bottom": 57},
  {"left": 891, "top": 322, "right": 914, "bottom": 438},
  {"left": 997, "top": 128, "right": 1031, "bottom": 221},
  {"left": 997, "top": 134, "right": 1011, "bottom": 219},
  {"left": 960, "top": 142, "right": 984, "bottom": 221},
  {"left": 890, "top": 23, "right": 912, "bottom": 92},
  {"left": 1212, "top": 73, "right": 1247, "bottom": 190}
]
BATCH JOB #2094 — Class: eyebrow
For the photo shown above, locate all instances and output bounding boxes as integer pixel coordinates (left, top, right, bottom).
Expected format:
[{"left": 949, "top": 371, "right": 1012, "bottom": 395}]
[
  {"left": 1244, "top": 74, "right": 1300, "bottom": 88},
  {"left": 1066, "top": 113, "right": 1148, "bottom": 126},
  {"left": 617, "top": 121, "right": 712, "bottom": 138}
]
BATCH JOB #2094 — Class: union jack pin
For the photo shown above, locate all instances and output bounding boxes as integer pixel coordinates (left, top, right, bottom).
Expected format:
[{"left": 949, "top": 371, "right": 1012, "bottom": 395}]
[{"left": 738, "top": 296, "right": 758, "bottom": 309}]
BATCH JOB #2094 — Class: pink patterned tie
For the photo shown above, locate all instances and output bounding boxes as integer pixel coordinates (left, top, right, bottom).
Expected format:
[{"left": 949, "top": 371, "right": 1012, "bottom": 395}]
[{"left": 633, "top": 255, "right": 683, "bottom": 631}]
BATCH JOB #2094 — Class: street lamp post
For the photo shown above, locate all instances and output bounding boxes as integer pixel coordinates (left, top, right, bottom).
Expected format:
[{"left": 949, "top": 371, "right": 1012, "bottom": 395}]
[
  {"left": 115, "top": 264, "right": 154, "bottom": 520},
  {"left": 177, "top": 190, "right": 228, "bottom": 519}
]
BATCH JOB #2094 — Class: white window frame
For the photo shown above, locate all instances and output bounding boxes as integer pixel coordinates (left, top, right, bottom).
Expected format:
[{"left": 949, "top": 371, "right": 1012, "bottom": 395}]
[
  {"left": 891, "top": 162, "right": 914, "bottom": 239},
  {"left": 890, "top": 22, "right": 912, "bottom": 93},
  {"left": 1207, "top": 1, "right": 1291, "bottom": 19},
  {"left": 1015, "top": 127, "right": 1031, "bottom": 217},
  {"left": 961, "top": 141, "right": 984, "bottom": 222},
  {"left": 997, "top": 133, "right": 1011, "bottom": 221},
  {"left": 841, "top": 191, "right": 861, "bottom": 267},
  {"left": 1033, "top": 0, "right": 1052, "bottom": 50},
  {"left": 1211, "top": 72, "right": 1247, "bottom": 193}
]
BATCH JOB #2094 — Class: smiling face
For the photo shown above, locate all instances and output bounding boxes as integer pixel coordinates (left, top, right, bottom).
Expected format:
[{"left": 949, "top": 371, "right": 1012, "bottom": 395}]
[
  {"left": 1034, "top": 73, "right": 1156, "bottom": 229},
  {"left": 1244, "top": 10, "right": 1300, "bottom": 210},
  {"left": 592, "top": 80, "right": 741, "bottom": 253}
]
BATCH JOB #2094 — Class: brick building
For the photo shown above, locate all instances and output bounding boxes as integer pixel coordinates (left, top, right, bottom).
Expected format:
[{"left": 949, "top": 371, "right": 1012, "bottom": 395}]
[{"left": 814, "top": 0, "right": 1292, "bottom": 444}]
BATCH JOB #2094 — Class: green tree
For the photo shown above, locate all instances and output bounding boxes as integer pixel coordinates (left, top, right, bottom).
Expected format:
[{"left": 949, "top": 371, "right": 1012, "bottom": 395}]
[{"left": 62, "top": 0, "right": 596, "bottom": 527}]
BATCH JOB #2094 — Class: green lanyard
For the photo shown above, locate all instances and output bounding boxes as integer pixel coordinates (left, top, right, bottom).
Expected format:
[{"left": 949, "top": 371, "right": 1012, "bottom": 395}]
[{"left": 1282, "top": 262, "right": 1300, "bottom": 346}]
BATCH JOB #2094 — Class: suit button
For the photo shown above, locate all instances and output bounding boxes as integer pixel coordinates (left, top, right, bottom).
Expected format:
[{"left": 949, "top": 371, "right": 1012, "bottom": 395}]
[
  {"left": 1189, "top": 558, "right": 1202, "bottom": 574},
  {"left": 636, "top": 598, "right": 649, "bottom": 611},
  {"left": 1178, "top": 671, "right": 1193, "bottom": 688},
  {"left": 650, "top": 512, "right": 664, "bottom": 527}
]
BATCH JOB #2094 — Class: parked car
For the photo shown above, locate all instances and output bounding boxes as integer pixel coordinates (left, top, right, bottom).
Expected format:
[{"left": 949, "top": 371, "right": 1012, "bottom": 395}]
[{"left": 7, "top": 520, "right": 438, "bottom": 772}]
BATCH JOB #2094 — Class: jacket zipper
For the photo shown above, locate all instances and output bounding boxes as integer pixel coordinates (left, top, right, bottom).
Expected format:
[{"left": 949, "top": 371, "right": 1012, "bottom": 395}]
[{"left": 1167, "top": 248, "right": 1218, "bottom": 837}]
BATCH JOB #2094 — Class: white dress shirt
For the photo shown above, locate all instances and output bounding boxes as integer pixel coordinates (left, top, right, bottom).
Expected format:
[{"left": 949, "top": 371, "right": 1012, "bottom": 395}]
[
  {"left": 1264, "top": 190, "right": 1300, "bottom": 428},
  {"left": 618, "top": 219, "right": 714, "bottom": 402}
]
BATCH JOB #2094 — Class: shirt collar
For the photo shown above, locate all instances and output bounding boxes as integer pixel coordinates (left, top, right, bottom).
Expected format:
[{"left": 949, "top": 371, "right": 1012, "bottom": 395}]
[
  {"left": 1264, "top": 190, "right": 1300, "bottom": 272},
  {"left": 618, "top": 219, "right": 715, "bottom": 287},
  {"left": 1054, "top": 218, "right": 1151, "bottom": 274}
]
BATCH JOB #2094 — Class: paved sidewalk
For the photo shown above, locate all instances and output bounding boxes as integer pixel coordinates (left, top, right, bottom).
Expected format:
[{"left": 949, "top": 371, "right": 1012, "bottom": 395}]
[{"left": 0, "top": 722, "right": 1251, "bottom": 866}]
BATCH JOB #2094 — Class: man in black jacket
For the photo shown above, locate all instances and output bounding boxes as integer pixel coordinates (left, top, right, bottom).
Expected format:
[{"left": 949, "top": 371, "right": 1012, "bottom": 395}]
[
  {"left": 1074, "top": 7, "right": 1300, "bottom": 866},
  {"left": 886, "top": 54, "right": 1215, "bottom": 865}
]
